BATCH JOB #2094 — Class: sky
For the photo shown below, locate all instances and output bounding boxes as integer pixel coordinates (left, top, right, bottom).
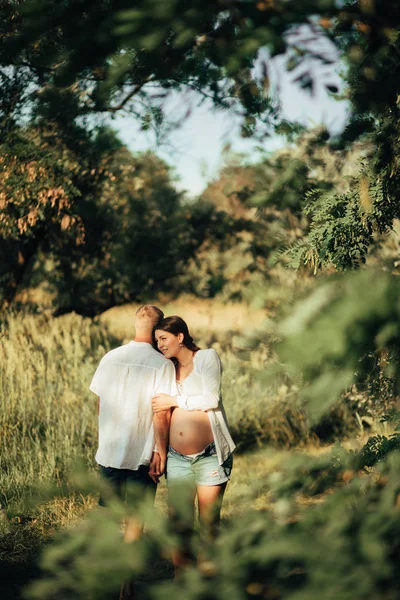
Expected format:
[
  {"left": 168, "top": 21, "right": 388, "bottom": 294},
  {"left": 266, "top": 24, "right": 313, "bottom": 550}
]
[
  {"left": 111, "top": 98, "right": 285, "bottom": 198},
  {"left": 112, "top": 27, "right": 350, "bottom": 198}
]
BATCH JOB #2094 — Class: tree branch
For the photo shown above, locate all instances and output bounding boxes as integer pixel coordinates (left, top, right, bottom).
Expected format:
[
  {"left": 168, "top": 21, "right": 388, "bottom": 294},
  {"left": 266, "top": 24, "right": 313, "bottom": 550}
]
[{"left": 101, "top": 74, "right": 156, "bottom": 113}]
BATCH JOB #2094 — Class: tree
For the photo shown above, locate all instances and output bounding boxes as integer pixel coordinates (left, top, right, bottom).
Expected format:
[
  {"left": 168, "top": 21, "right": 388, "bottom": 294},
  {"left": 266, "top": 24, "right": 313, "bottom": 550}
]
[
  {"left": 0, "top": 123, "right": 85, "bottom": 305},
  {"left": 4, "top": 1, "right": 400, "bottom": 281},
  {"left": 3, "top": 1, "right": 397, "bottom": 123},
  {"left": 3, "top": 0, "right": 400, "bottom": 402},
  {"left": 49, "top": 147, "right": 241, "bottom": 316},
  {"left": 0, "top": 119, "right": 241, "bottom": 314}
]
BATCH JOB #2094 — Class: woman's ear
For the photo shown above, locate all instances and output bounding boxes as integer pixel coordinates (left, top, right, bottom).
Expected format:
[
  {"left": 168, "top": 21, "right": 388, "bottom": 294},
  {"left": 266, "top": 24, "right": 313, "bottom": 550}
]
[{"left": 177, "top": 333, "right": 184, "bottom": 345}]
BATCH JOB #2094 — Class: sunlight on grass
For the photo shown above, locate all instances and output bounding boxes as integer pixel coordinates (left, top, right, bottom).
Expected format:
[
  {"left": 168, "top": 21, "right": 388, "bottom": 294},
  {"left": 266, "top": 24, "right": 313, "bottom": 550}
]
[
  {"left": 0, "top": 299, "right": 393, "bottom": 584},
  {"left": 100, "top": 295, "right": 266, "bottom": 342}
]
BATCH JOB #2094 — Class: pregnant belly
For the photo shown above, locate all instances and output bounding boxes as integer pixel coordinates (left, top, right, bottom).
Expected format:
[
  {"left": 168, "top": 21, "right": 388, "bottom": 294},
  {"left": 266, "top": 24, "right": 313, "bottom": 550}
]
[{"left": 169, "top": 408, "right": 214, "bottom": 455}]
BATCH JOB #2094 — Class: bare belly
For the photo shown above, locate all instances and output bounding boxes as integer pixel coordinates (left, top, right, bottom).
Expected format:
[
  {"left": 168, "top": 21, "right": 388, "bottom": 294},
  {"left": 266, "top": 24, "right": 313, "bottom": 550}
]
[{"left": 169, "top": 408, "right": 214, "bottom": 454}]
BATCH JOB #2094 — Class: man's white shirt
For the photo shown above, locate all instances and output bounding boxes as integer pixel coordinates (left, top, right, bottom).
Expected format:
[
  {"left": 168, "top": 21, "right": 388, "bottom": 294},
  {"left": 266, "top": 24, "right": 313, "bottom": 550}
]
[{"left": 90, "top": 341, "right": 176, "bottom": 470}]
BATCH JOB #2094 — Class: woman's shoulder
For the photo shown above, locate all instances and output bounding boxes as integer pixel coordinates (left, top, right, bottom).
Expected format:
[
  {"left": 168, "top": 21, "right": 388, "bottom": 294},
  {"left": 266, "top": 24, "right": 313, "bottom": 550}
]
[{"left": 195, "top": 348, "right": 220, "bottom": 363}]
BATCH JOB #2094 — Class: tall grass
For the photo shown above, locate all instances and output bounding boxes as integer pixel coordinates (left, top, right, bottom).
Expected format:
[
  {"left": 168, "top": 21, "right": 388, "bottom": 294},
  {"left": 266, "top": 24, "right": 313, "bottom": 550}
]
[
  {"left": 2, "top": 298, "right": 392, "bottom": 517},
  {"left": 0, "top": 312, "right": 113, "bottom": 507},
  {"left": 0, "top": 299, "right": 396, "bottom": 592},
  {"left": 0, "top": 302, "right": 308, "bottom": 510}
]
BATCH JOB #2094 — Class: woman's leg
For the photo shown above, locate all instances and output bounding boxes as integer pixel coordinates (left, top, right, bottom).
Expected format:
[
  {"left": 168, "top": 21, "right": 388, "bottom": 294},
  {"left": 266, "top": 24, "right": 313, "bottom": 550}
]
[
  {"left": 197, "top": 482, "right": 227, "bottom": 537},
  {"left": 169, "top": 484, "right": 196, "bottom": 574},
  {"left": 167, "top": 449, "right": 197, "bottom": 575}
]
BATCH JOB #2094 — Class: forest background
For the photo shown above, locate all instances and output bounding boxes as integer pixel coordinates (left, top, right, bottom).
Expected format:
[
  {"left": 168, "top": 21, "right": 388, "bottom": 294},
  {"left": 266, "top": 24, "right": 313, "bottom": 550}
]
[{"left": 1, "top": 1, "right": 400, "bottom": 599}]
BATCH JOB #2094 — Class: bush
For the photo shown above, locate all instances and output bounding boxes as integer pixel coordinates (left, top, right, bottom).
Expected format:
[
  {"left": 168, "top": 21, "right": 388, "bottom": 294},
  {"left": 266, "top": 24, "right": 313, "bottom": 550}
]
[{"left": 25, "top": 451, "right": 400, "bottom": 600}]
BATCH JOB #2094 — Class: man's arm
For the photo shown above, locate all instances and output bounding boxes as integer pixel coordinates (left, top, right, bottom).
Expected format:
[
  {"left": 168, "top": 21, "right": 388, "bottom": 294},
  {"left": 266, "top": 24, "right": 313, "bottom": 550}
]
[
  {"left": 150, "top": 360, "right": 176, "bottom": 479},
  {"left": 153, "top": 409, "right": 171, "bottom": 476},
  {"left": 148, "top": 452, "right": 161, "bottom": 484}
]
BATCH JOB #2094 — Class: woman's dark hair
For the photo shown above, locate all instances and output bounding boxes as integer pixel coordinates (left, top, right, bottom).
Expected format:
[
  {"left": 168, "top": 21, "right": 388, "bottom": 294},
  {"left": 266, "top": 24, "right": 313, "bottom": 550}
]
[{"left": 154, "top": 316, "right": 200, "bottom": 352}]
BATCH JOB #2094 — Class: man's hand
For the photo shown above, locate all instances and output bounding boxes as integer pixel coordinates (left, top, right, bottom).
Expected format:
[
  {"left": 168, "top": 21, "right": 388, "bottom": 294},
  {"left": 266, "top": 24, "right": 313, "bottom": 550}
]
[
  {"left": 153, "top": 410, "right": 170, "bottom": 483},
  {"left": 158, "top": 453, "right": 166, "bottom": 477},
  {"left": 152, "top": 393, "right": 178, "bottom": 413},
  {"left": 148, "top": 452, "right": 164, "bottom": 484}
]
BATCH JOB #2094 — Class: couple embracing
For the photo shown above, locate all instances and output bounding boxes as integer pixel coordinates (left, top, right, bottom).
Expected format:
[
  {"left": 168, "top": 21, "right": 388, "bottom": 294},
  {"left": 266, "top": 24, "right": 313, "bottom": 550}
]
[{"left": 90, "top": 305, "right": 235, "bottom": 574}]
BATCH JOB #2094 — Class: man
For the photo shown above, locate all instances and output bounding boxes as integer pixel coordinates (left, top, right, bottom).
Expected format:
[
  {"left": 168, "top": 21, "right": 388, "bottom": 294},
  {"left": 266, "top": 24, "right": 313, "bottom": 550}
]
[
  {"left": 89, "top": 305, "right": 174, "bottom": 598},
  {"left": 89, "top": 303, "right": 175, "bottom": 509}
]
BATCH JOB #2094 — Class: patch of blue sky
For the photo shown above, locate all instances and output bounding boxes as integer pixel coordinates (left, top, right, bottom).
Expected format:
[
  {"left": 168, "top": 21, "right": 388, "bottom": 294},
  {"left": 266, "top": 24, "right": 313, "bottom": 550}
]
[{"left": 112, "top": 26, "right": 350, "bottom": 198}]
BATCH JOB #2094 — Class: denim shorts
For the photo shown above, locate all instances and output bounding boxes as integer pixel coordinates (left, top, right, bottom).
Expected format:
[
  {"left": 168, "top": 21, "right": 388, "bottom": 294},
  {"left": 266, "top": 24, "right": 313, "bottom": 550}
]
[{"left": 166, "top": 442, "right": 233, "bottom": 487}]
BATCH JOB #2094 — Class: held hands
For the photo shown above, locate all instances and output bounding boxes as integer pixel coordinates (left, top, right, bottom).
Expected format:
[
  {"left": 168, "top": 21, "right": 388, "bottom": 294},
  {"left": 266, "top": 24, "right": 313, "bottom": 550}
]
[
  {"left": 148, "top": 451, "right": 166, "bottom": 484},
  {"left": 152, "top": 393, "right": 178, "bottom": 413}
]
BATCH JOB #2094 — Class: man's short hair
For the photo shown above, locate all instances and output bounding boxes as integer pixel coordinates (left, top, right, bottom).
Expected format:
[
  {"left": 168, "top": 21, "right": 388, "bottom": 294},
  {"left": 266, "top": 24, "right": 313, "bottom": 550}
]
[{"left": 135, "top": 305, "right": 164, "bottom": 328}]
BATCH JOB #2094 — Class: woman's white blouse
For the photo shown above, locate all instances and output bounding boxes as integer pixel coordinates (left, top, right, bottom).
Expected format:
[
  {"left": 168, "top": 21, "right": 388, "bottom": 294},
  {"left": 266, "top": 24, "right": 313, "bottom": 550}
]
[{"left": 177, "top": 348, "right": 236, "bottom": 465}]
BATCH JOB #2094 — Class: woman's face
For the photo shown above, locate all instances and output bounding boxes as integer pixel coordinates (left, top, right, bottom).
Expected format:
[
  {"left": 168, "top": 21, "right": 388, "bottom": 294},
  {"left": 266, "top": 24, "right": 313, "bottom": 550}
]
[{"left": 155, "top": 329, "right": 182, "bottom": 359}]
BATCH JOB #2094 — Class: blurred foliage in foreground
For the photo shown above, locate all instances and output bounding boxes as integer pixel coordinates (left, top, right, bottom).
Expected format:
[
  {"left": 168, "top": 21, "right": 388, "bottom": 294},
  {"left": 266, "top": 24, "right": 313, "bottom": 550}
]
[
  {"left": 22, "top": 450, "right": 400, "bottom": 600},
  {"left": 269, "top": 269, "right": 400, "bottom": 417},
  {"left": 1, "top": 278, "right": 399, "bottom": 598},
  {"left": 2, "top": 1, "right": 400, "bottom": 597}
]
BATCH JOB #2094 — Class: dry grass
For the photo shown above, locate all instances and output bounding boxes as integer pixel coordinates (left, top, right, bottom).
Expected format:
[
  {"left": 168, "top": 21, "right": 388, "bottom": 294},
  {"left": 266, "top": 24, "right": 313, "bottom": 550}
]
[
  {"left": 0, "top": 298, "right": 390, "bottom": 589},
  {"left": 0, "top": 299, "right": 306, "bottom": 585},
  {"left": 100, "top": 295, "right": 266, "bottom": 342}
]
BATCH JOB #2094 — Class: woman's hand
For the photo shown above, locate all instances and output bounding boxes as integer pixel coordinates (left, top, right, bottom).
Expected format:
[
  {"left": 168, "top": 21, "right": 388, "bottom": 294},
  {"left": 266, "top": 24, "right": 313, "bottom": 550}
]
[{"left": 152, "top": 393, "right": 178, "bottom": 413}]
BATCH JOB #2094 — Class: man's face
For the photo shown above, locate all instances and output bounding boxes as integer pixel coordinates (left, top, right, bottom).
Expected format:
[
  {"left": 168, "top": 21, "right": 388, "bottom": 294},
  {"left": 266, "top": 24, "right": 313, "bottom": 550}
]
[{"left": 154, "top": 330, "right": 181, "bottom": 359}]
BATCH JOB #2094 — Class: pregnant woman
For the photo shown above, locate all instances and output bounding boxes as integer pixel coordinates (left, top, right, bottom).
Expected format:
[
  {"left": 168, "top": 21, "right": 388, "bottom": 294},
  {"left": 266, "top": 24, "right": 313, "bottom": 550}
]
[{"left": 152, "top": 315, "right": 235, "bottom": 569}]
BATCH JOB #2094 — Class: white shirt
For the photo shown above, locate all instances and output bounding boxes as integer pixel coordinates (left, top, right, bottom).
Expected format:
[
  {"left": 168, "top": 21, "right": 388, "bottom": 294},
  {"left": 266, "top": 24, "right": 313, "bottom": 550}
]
[
  {"left": 90, "top": 341, "right": 176, "bottom": 470},
  {"left": 177, "top": 348, "right": 236, "bottom": 465}
]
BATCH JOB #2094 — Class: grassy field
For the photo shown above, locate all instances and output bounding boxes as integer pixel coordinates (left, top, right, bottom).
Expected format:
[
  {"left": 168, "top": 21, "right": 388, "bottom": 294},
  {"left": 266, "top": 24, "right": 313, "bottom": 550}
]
[{"left": 0, "top": 299, "right": 395, "bottom": 599}]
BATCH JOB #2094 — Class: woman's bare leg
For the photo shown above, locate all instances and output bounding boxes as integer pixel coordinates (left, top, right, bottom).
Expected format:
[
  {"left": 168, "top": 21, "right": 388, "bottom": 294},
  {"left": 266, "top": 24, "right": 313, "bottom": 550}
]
[
  {"left": 169, "top": 485, "right": 196, "bottom": 575},
  {"left": 197, "top": 483, "right": 227, "bottom": 537}
]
